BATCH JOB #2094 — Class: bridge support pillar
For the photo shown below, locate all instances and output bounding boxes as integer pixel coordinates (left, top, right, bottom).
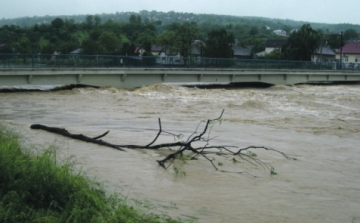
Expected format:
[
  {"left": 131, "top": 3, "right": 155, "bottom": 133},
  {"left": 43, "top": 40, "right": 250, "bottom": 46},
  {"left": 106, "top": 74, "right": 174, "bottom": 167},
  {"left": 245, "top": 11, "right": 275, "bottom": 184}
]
[
  {"left": 77, "top": 74, "right": 82, "bottom": 83},
  {"left": 27, "top": 75, "right": 33, "bottom": 84}
]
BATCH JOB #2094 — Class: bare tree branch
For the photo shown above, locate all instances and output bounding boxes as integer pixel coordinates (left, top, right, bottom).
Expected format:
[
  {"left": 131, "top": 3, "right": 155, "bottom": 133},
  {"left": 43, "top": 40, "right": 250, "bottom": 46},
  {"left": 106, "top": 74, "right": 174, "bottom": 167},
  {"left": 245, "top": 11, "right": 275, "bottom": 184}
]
[{"left": 30, "top": 109, "right": 293, "bottom": 175}]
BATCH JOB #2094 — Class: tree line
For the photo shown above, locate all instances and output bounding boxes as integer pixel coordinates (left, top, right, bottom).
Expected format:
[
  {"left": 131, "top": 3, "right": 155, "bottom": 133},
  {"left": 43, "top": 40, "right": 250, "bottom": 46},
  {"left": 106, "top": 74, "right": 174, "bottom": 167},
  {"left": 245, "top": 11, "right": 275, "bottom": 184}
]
[{"left": 0, "top": 14, "right": 359, "bottom": 61}]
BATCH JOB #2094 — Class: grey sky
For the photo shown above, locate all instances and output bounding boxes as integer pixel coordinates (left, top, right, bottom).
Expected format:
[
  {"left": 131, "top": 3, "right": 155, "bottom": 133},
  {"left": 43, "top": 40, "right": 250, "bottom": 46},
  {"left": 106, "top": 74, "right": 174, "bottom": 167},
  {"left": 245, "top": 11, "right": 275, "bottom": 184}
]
[{"left": 0, "top": 0, "right": 358, "bottom": 24}]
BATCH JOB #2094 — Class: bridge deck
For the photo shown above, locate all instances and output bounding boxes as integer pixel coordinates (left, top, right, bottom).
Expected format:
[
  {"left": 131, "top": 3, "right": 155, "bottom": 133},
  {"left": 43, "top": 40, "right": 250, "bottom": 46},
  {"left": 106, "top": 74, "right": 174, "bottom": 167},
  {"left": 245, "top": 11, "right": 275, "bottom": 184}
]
[{"left": 1, "top": 68, "right": 360, "bottom": 89}]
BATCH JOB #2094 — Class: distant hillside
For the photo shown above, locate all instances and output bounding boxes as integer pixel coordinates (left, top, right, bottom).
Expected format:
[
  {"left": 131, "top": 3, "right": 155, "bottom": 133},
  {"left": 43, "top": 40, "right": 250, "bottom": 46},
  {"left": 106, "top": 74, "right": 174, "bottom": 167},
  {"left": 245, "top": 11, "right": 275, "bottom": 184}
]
[{"left": 1, "top": 10, "right": 359, "bottom": 34}]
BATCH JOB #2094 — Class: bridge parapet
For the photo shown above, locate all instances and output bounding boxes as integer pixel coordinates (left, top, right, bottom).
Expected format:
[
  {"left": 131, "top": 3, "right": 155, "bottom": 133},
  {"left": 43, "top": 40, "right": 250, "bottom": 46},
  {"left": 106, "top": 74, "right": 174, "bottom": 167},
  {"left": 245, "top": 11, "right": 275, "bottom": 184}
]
[
  {"left": 1, "top": 54, "right": 359, "bottom": 88},
  {"left": 2, "top": 53, "right": 359, "bottom": 71},
  {"left": 1, "top": 67, "right": 360, "bottom": 89}
]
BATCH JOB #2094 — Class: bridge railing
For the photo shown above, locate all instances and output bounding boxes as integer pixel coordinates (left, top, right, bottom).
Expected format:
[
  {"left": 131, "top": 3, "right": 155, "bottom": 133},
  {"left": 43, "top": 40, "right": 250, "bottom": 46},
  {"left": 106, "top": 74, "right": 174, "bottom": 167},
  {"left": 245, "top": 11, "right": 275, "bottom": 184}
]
[{"left": 1, "top": 53, "right": 359, "bottom": 71}]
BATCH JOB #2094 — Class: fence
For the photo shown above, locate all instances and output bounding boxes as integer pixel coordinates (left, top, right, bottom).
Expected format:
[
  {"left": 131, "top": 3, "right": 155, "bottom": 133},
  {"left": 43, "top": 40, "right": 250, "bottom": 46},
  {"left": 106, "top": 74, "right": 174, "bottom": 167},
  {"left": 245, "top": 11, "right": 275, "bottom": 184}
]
[{"left": 1, "top": 53, "right": 358, "bottom": 71}]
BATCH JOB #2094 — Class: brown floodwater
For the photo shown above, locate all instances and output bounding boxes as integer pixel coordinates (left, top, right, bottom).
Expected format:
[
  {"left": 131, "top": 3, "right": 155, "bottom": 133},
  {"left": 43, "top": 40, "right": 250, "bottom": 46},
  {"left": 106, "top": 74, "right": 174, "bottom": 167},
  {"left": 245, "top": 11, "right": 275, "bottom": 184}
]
[{"left": 1, "top": 84, "right": 360, "bottom": 223}]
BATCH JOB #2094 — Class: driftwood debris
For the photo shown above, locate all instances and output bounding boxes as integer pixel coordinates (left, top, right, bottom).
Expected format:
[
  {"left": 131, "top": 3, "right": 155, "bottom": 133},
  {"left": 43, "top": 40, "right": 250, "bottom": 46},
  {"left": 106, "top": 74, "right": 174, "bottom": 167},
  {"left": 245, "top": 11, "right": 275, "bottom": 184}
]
[
  {"left": 30, "top": 124, "right": 125, "bottom": 151},
  {"left": 30, "top": 110, "right": 293, "bottom": 174}
]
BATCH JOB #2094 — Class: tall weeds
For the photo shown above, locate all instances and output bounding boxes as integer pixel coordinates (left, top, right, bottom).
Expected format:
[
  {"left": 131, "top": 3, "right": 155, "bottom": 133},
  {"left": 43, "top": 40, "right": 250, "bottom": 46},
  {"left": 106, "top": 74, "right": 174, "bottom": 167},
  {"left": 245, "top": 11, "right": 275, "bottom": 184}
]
[{"left": 0, "top": 127, "right": 189, "bottom": 223}]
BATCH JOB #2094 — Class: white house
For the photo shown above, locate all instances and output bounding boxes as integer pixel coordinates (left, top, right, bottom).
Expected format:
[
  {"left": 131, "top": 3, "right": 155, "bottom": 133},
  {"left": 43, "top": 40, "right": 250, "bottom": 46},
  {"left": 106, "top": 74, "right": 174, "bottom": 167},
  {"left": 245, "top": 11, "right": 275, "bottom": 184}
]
[{"left": 273, "top": 29, "right": 287, "bottom": 37}]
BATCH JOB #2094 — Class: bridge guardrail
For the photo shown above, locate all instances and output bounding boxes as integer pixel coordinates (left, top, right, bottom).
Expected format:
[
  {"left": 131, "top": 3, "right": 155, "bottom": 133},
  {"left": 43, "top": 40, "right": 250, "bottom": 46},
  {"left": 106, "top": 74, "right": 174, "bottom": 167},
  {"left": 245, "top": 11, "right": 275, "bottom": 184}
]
[{"left": 1, "top": 53, "right": 359, "bottom": 71}]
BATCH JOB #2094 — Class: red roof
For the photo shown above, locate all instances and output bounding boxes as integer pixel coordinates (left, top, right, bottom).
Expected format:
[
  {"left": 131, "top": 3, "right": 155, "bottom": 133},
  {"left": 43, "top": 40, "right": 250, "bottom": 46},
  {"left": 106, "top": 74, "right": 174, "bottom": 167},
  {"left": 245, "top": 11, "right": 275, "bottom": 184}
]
[{"left": 338, "top": 41, "right": 360, "bottom": 54}]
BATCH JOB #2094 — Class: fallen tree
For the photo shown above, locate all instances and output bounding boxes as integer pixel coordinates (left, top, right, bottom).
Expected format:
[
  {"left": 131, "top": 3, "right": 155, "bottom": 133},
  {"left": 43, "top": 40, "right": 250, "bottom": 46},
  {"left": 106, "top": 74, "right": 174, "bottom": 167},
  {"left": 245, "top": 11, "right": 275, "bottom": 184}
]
[{"left": 30, "top": 110, "right": 293, "bottom": 175}]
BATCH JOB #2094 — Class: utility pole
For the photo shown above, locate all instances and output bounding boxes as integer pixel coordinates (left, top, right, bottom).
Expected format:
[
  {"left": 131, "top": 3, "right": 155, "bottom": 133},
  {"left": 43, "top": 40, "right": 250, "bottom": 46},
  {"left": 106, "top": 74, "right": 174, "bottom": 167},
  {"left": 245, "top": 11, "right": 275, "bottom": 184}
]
[
  {"left": 340, "top": 31, "right": 343, "bottom": 69},
  {"left": 320, "top": 38, "right": 323, "bottom": 62}
]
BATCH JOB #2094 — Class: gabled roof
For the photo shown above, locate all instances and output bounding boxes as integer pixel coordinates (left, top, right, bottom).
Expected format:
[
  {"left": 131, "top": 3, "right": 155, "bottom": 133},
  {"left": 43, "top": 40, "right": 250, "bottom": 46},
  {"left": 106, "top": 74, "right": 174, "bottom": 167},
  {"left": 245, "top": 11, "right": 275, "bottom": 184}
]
[
  {"left": 134, "top": 45, "right": 164, "bottom": 55},
  {"left": 134, "top": 46, "right": 142, "bottom": 54},
  {"left": 70, "top": 48, "right": 83, "bottom": 54},
  {"left": 337, "top": 41, "right": 360, "bottom": 54},
  {"left": 265, "top": 39, "right": 287, "bottom": 48},
  {"left": 192, "top": 40, "right": 206, "bottom": 46},
  {"left": 313, "top": 46, "right": 335, "bottom": 56},
  {"left": 233, "top": 46, "right": 251, "bottom": 57},
  {"left": 151, "top": 45, "right": 164, "bottom": 53},
  {"left": 256, "top": 51, "right": 267, "bottom": 57}
]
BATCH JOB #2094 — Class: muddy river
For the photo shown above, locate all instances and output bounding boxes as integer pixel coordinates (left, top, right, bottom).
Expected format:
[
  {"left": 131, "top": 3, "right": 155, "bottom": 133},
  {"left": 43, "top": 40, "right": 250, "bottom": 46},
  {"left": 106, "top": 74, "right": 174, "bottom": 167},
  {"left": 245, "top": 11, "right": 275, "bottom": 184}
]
[{"left": 1, "top": 84, "right": 360, "bottom": 223}]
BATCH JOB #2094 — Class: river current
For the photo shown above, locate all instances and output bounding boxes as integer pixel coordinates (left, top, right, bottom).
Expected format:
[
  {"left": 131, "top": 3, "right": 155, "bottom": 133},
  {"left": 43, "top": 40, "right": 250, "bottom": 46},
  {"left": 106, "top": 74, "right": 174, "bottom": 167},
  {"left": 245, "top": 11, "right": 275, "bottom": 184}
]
[{"left": 1, "top": 84, "right": 360, "bottom": 223}]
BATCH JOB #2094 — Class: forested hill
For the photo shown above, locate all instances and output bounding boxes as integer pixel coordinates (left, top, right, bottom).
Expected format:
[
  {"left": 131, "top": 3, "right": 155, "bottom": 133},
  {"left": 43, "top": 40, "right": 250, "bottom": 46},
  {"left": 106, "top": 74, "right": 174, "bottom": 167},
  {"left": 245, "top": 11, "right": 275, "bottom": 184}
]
[{"left": 1, "top": 10, "right": 360, "bottom": 33}]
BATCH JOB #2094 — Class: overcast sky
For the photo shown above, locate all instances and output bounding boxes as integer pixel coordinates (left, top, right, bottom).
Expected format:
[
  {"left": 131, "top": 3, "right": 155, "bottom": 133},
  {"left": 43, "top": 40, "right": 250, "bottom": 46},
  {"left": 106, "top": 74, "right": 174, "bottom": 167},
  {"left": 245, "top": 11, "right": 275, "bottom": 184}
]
[{"left": 0, "top": 0, "right": 358, "bottom": 24}]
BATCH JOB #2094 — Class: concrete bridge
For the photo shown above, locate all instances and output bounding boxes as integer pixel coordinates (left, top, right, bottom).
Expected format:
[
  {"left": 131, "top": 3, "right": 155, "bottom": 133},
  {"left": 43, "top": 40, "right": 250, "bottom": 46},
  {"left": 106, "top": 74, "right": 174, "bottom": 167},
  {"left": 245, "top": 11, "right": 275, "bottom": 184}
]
[{"left": 1, "top": 67, "right": 360, "bottom": 89}]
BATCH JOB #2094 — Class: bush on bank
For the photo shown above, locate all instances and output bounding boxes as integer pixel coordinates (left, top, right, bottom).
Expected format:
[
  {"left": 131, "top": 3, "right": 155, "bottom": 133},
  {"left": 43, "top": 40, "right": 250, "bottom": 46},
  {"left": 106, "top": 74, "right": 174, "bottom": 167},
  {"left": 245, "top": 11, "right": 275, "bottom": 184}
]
[{"left": 0, "top": 127, "right": 188, "bottom": 223}]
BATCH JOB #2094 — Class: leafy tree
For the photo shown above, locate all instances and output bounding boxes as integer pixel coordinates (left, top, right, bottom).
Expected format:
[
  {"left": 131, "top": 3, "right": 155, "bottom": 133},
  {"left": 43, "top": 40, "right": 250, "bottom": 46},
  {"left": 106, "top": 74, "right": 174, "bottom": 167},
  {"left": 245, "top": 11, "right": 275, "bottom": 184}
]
[
  {"left": 153, "top": 22, "right": 199, "bottom": 60},
  {"left": 81, "top": 38, "right": 101, "bottom": 55},
  {"left": 325, "top": 33, "right": 342, "bottom": 49},
  {"left": 51, "top": 18, "right": 64, "bottom": 29},
  {"left": 174, "top": 22, "right": 199, "bottom": 57},
  {"left": 261, "top": 49, "right": 283, "bottom": 60},
  {"left": 129, "top": 14, "right": 142, "bottom": 25},
  {"left": 343, "top": 29, "right": 359, "bottom": 40},
  {"left": 49, "top": 35, "right": 60, "bottom": 45},
  {"left": 41, "top": 43, "right": 56, "bottom": 54},
  {"left": 249, "top": 26, "right": 259, "bottom": 36},
  {"left": 85, "top": 15, "right": 94, "bottom": 29},
  {"left": 282, "top": 24, "right": 320, "bottom": 61},
  {"left": 12, "top": 36, "right": 32, "bottom": 53},
  {"left": 98, "top": 31, "right": 120, "bottom": 55},
  {"left": 64, "top": 19, "right": 76, "bottom": 32},
  {"left": 156, "top": 31, "right": 177, "bottom": 52},
  {"left": 120, "top": 42, "right": 137, "bottom": 56},
  {"left": 60, "top": 41, "right": 79, "bottom": 54},
  {"left": 136, "top": 29, "right": 156, "bottom": 49},
  {"left": 141, "top": 40, "right": 152, "bottom": 56},
  {"left": 0, "top": 29, "right": 14, "bottom": 44},
  {"left": 0, "top": 43, "right": 12, "bottom": 54},
  {"left": 94, "top": 16, "right": 101, "bottom": 27},
  {"left": 89, "top": 30, "right": 102, "bottom": 41},
  {"left": 205, "top": 28, "right": 234, "bottom": 58}
]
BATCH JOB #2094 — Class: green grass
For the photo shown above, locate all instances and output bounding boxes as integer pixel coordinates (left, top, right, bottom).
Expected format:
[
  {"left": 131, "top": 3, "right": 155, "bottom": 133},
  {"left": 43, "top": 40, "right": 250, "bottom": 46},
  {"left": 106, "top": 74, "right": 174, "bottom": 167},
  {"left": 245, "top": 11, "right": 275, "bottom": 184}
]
[{"left": 0, "top": 127, "right": 192, "bottom": 223}]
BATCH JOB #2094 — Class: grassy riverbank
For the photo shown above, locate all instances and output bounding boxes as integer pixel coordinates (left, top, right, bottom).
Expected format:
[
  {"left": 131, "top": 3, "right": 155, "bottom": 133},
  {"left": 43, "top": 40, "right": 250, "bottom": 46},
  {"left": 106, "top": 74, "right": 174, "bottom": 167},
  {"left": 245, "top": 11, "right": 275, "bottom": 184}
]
[{"left": 0, "top": 127, "right": 188, "bottom": 223}]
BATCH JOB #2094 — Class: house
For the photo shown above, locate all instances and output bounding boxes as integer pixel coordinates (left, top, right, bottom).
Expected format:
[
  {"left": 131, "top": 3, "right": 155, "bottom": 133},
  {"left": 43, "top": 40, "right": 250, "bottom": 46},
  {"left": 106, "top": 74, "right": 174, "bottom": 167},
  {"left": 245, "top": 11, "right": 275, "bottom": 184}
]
[
  {"left": 265, "top": 39, "right": 287, "bottom": 53},
  {"left": 191, "top": 40, "right": 206, "bottom": 63},
  {"left": 335, "top": 40, "right": 360, "bottom": 68},
  {"left": 69, "top": 48, "right": 83, "bottom": 59},
  {"left": 134, "top": 46, "right": 146, "bottom": 56},
  {"left": 256, "top": 39, "right": 287, "bottom": 57},
  {"left": 157, "top": 48, "right": 182, "bottom": 65},
  {"left": 147, "top": 45, "right": 183, "bottom": 65},
  {"left": 135, "top": 45, "right": 171, "bottom": 56},
  {"left": 233, "top": 46, "right": 252, "bottom": 59},
  {"left": 150, "top": 45, "right": 164, "bottom": 56},
  {"left": 51, "top": 51, "right": 60, "bottom": 60},
  {"left": 134, "top": 44, "right": 184, "bottom": 64},
  {"left": 312, "top": 46, "right": 336, "bottom": 62},
  {"left": 273, "top": 29, "right": 287, "bottom": 37}
]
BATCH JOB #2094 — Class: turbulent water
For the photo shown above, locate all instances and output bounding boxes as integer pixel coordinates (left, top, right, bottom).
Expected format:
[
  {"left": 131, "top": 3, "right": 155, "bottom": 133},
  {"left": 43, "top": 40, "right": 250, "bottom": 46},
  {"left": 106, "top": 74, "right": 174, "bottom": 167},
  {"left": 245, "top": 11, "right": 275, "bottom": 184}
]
[{"left": 1, "top": 84, "right": 360, "bottom": 223}]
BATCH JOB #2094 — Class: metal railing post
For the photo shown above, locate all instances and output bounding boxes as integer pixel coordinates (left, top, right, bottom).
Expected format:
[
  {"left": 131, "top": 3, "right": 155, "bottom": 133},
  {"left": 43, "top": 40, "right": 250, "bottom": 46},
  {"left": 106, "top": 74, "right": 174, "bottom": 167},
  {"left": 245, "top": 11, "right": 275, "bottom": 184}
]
[{"left": 32, "top": 54, "right": 35, "bottom": 68}]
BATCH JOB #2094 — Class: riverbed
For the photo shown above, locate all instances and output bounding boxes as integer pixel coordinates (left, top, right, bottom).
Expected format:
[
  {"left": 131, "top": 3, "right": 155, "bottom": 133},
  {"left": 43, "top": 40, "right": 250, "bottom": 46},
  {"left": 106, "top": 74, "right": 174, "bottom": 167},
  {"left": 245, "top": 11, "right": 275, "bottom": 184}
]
[{"left": 1, "top": 84, "right": 360, "bottom": 223}]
